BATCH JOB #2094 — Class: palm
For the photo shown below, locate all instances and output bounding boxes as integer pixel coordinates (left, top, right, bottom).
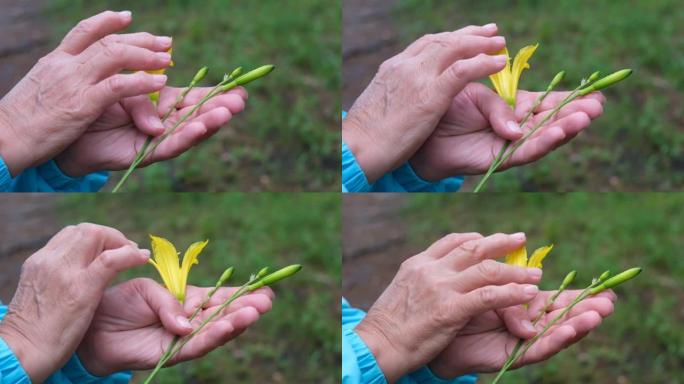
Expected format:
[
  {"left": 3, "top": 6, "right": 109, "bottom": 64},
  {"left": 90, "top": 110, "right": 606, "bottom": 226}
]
[
  {"left": 430, "top": 289, "right": 616, "bottom": 378},
  {"left": 78, "top": 279, "right": 269, "bottom": 375},
  {"left": 412, "top": 83, "right": 604, "bottom": 179}
]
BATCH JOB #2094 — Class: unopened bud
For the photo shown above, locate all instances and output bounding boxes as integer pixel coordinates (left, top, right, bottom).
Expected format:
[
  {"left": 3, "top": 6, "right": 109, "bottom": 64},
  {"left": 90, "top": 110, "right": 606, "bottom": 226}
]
[
  {"left": 587, "top": 71, "right": 601, "bottom": 83},
  {"left": 256, "top": 267, "right": 269, "bottom": 279},
  {"left": 216, "top": 267, "right": 234, "bottom": 287},
  {"left": 579, "top": 69, "right": 633, "bottom": 96},
  {"left": 192, "top": 66, "right": 209, "bottom": 84},
  {"left": 547, "top": 71, "right": 565, "bottom": 91},
  {"left": 248, "top": 264, "right": 302, "bottom": 291},
  {"left": 235, "top": 65, "right": 275, "bottom": 86},
  {"left": 229, "top": 67, "right": 243, "bottom": 79},
  {"left": 589, "top": 267, "right": 641, "bottom": 295},
  {"left": 598, "top": 270, "right": 611, "bottom": 282},
  {"left": 560, "top": 270, "right": 576, "bottom": 290}
]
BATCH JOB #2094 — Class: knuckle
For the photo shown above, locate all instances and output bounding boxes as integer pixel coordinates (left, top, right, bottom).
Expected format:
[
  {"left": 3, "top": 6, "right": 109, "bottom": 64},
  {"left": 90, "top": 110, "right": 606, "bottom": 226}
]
[
  {"left": 459, "top": 240, "right": 484, "bottom": 260},
  {"left": 107, "top": 76, "right": 125, "bottom": 93},
  {"left": 448, "top": 61, "right": 467, "bottom": 81},
  {"left": 74, "top": 20, "right": 95, "bottom": 35},
  {"left": 478, "top": 287, "right": 498, "bottom": 307},
  {"left": 478, "top": 260, "right": 501, "bottom": 281}
]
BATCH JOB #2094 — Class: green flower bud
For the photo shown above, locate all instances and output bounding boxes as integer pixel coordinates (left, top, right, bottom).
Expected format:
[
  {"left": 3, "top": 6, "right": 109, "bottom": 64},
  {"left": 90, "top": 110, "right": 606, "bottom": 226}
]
[
  {"left": 587, "top": 71, "right": 601, "bottom": 83},
  {"left": 192, "top": 66, "right": 209, "bottom": 85},
  {"left": 230, "top": 67, "right": 243, "bottom": 79},
  {"left": 560, "top": 270, "right": 576, "bottom": 290},
  {"left": 598, "top": 270, "right": 611, "bottom": 282},
  {"left": 589, "top": 267, "right": 641, "bottom": 295},
  {"left": 235, "top": 65, "right": 275, "bottom": 86},
  {"left": 256, "top": 267, "right": 269, "bottom": 279},
  {"left": 579, "top": 69, "right": 633, "bottom": 96},
  {"left": 216, "top": 267, "right": 234, "bottom": 287},
  {"left": 547, "top": 71, "right": 566, "bottom": 91},
  {"left": 248, "top": 264, "right": 302, "bottom": 291}
]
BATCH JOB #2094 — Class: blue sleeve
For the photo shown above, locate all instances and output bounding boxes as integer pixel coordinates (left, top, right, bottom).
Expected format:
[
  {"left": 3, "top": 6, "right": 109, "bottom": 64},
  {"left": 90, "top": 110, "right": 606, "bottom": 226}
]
[
  {"left": 0, "top": 157, "right": 108, "bottom": 193},
  {"left": 341, "top": 112, "right": 463, "bottom": 193},
  {"left": 342, "top": 298, "right": 477, "bottom": 384},
  {"left": 0, "top": 304, "right": 131, "bottom": 383}
]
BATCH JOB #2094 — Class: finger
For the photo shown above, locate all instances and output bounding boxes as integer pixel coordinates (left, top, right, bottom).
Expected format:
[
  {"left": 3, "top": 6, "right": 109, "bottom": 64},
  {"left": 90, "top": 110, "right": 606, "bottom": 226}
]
[
  {"left": 514, "top": 324, "right": 577, "bottom": 367},
  {"left": 144, "top": 122, "right": 207, "bottom": 163},
  {"left": 202, "top": 293, "right": 273, "bottom": 318},
  {"left": 121, "top": 95, "right": 166, "bottom": 136},
  {"left": 552, "top": 98, "right": 604, "bottom": 121},
  {"left": 90, "top": 72, "right": 167, "bottom": 106},
  {"left": 467, "top": 83, "right": 523, "bottom": 140},
  {"left": 455, "top": 260, "right": 542, "bottom": 293},
  {"left": 59, "top": 10, "right": 133, "bottom": 55},
  {"left": 424, "top": 233, "right": 484, "bottom": 259},
  {"left": 84, "top": 44, "right": 171, "bottom": 80},
  {"left": 454, "top": 23, "right": 499, "bottom": 37},
  {"left": 66, "top": 223, "right": 132, "bottom": 252},
  {"left": 135, "top": 278, "right": 193, "bottom": 336},
  {"left": 175, "top": 307, "right": 260, "bottom": 362},
  {"left": 199, "top": 93, "right": 247, "bottom": 115},
  {"left": 516, "top": 91, "right": 605, "bottom": 119},
  {"left": 181, "top": 87, "right": 249, "bottom": 108},
  {"left": 461, "top": 283, "right": 539, "bottom": 316},
  {"left": 545, "top": 297, "right": 615, "bottom": 320},
  {"left": 431, "top": 35, "right": 506, "bottom": 71},
  {"left": 437, "top": 54, "right": 507, "bottom": 99},
  {"left": 208, "top": 286, "right": 275, "bottom": 306},
  {"left": 157, "top": 87, "right": 247, "bottom": 118},
  {"left": 404, "top": 25, "right": 501, "bottom": 57},
  {"left": 88, "top": 245, "right": 150, "bottom": 286},
  {"left": 102, "top": 32, "right": 172, "bottom": 52},
  {"left": 443, "top": 232, "right": 527, "bottom": 270},
  {"left": 500, "top": 304, "right": 539, "bottom": 340},
  {"left": 503, "top": 126, "right": 567, "bottom": 168}
]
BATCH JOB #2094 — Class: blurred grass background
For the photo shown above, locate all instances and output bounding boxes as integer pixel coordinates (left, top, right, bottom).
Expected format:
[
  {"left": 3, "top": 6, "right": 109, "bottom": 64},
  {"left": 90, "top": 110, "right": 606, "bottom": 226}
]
[
  {"left": 58, "top": 193, "right": 340, "bottom": 383},
  {"left": 49, "top": 0, "right": 340, "bottom": 192},
  {"left": 401, "top": 194, "right": 684, "bottom": 383},
  {"left": 385, "top": 0, "right": 684, "bottom": 191}
]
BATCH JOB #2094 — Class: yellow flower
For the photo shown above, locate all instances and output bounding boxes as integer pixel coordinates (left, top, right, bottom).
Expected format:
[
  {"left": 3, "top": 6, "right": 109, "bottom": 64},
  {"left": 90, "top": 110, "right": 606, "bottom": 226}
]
[
  {"left": 146, "top": 48, "right": 174, "bottom": 103},
  {"left": 489, "top": 44, "right": 539, "bottom": 107},
  {"left": 148, "top": 235, "right": 207, "bottom": 302},
  {"left": 505, "top": 244, "right": 553, "bottom": 269}
]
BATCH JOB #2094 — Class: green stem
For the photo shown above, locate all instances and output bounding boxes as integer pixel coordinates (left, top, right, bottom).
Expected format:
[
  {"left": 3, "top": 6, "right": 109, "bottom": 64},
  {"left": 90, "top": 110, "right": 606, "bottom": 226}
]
[{"left": 473, "top": 86, "right": 554, "bottom": 193}]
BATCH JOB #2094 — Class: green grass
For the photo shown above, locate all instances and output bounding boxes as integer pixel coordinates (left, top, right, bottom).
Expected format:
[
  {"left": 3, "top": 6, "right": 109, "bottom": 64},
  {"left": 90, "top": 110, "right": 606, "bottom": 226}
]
[
  {"left": 394, "top": 0, "right": 684, "bottom": 191},
  {"left": 49, "top": 0, "right": 340, "bottom": 192},
  {"left": 402, "top": 194, "right": 684, "bottom": 383},
  {"left": 57, "top": 193, "right": 340, "bottom": 383}
]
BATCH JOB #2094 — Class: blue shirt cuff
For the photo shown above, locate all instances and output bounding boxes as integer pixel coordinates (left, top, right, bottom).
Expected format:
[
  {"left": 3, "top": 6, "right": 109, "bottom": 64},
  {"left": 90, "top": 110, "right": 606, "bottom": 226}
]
[
  {"left": 56, "top": 354, "right": 132, "bottom": 384},
  {"left": 405, "top": 366, "right": 477, "bottom": 384},
  {"left": 36, "top": 161, "right": 109, "bottom": 192},
  {"left": 342, "top": 141, "right": 372, "bottom": 192},
  {"left": 343, "top": 327, "right": 388, "bottom": 384},
  {"left": 0, "top": 337, "right": 31, "bottom": 384}
]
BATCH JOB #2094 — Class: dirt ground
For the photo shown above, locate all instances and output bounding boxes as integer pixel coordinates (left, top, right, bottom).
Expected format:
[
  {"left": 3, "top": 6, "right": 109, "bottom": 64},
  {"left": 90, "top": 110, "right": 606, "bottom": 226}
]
[
  {"left": 342, "top": 0, "right": 402, "bottom": 110},
  {"left": 342, "top": 194, "right": 423, "bottom": 311}
]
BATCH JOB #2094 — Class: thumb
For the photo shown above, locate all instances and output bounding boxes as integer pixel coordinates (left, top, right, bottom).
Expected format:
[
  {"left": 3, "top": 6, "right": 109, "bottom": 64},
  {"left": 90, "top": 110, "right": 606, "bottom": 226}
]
[
  {"left": 139, "top": 279, "right": 194, "bottom": 336},
  {"left": 499, "top": 305, "right": 538, "bottom": 340},
  {"left": 88, "top": 245, "right": 150, "bottom": 289},
  {"left": 461, "top": 283, "right": 539, "bottom": 316},
  {"left": 469, "top": 83, "right": 523, "bottom": 141},
  {"left": 121, "top": 95, "right": 166, "bottom": 136}
]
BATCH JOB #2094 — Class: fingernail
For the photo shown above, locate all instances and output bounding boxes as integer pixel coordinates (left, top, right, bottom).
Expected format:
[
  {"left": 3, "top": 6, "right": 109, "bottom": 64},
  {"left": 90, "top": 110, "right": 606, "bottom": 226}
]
[
  {"left": 527, "top": 268, "right": 542, "bottom": 279},
  {"left": 152, "top": 74, "right": 167, "bottom": 85},
  {"left": 140, "top": 249, "right": 151, "bottom": 259},
  {"left": 119, "top": 10, "right": 132, "bottom": 19},
  {"left": 176, "top": 316, "right": 192, "bottom": 329},
  {"left": 524, "top": 285, "right": 539, "bottom": 297},
  {"left": 493, "top": 36, "right": 506, "bottom": 45},
  {"left": 494, "top": 55, "right": 508, "bottom": 65},
  {"left": 511, "top": 232, "right": 526, "bottom": 240},
  {"left": 507, "top": 121, "right": 522, "bottom": 134},
  {"left": 156, "top": 52, "right": 171, "bottom": 62},
  {"left": 484, "top": 23, "right": 497, "bottom": 31},
  {"left": 521, "top": 320, "right": 536, "bottom": 333},
  {"left": 157, "top": 36, "right": 172, "bottom": 46},
  {"left": 148, "top": 117, "right": 165, "bottom": 133}
]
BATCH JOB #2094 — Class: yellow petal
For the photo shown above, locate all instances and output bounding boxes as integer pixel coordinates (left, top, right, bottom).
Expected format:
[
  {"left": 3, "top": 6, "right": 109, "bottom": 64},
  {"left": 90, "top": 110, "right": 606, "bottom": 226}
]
[
  {"left": 150, "top": 235, "right": 182, "bottom": 299},
  {"left": 528, "top": 244, "right": 553, "bottom": 269},
  {"left": 179, "top": 240, "right": 208, "bottom": 300},
  {"left": 489, "top": 48, "right": 511, "bottom": 102},
  {"left": 505, "top": 246, "right": 528, "bottom": 267},
  {"left": 510, "top": 43, "right": 539, "bottom": 98}
]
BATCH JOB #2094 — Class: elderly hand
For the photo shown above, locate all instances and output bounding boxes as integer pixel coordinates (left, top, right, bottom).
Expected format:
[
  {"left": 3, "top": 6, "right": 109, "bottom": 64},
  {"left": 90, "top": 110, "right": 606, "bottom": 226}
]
[
  {"left": 354, "top": 232, "right": 542, "bottom": 383},
  {"left": 55, "top": 86, "right": 249, "bottom": 177},
  {"left": 0, "top": 224, "right": 149, "bottom": 383},
  {"left": 77, "top": 278, "right": 274, "bottom": 376},
  {"left": 342, "top": 24, "right": 507, "bottom": 182},
  {"left": 0, "top": 11, "right": 171, "bottom": 176},
  {"left": 410, "top": 83, "right": 606, "bottom": 181},
  {"left": 429, "top": 289, "right": 616, "bottom": 378}
]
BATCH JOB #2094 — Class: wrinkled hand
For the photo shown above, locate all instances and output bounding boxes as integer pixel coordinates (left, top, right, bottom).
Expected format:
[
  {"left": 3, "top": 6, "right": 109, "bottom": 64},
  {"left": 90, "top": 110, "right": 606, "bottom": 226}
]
[
  {"left": 55, "top": 86, "right": 248, "bottom": 177},
  {"left": 0, "top": 11, "right": 171, "bottom": 176},
  {"left": 77, "top": 278, "right": 274, "bottom": 376},
  {"left": 343, "top": 24, "right": 507, "bottom": 182},
  {"left": 355, "top": 232, "right": 542, "bottom": 383},
  {"left": 0, "top": 224, "right": 149, "bottom": 383},
  {"left": 410, "top": 83, "right": 606, "bottom": 180},
  {"left": 429, "top": 289, "right": 616, "bottom": 378}
]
